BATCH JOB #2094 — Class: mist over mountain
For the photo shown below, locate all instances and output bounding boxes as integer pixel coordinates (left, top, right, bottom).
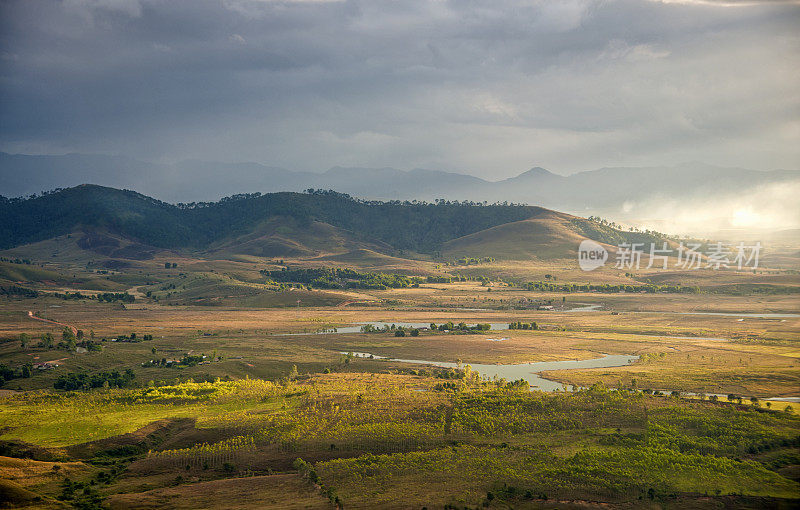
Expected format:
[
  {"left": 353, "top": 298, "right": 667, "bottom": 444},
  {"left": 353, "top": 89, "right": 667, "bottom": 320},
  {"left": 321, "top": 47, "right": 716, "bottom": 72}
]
[{"left": 1, "top": 152, "right": 798, "bottom": 235}]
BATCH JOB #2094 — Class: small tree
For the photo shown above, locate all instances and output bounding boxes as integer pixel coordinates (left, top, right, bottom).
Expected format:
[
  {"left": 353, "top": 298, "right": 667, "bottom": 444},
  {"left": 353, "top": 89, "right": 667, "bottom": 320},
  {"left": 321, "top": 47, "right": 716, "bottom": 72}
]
[
  {"left": 41, "top": 333, "right": 54, "bottom": 349},
  {"left": 19, "top": 333, "right": 30, "bottom": 350}
]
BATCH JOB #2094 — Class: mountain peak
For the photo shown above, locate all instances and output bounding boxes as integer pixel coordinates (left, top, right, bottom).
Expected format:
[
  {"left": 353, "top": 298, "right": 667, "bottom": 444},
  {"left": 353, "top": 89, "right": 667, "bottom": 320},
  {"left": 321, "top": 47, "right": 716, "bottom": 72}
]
[{"left": 509, "top": 167, "right": 560, "bottom": 180}]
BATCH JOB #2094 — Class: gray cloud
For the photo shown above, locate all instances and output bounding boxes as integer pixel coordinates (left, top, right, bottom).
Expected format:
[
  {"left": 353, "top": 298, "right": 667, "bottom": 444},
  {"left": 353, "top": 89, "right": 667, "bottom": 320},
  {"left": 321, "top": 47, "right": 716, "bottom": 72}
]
[{"left": 0, "top": 0, "right": 798, "bottom": 179}]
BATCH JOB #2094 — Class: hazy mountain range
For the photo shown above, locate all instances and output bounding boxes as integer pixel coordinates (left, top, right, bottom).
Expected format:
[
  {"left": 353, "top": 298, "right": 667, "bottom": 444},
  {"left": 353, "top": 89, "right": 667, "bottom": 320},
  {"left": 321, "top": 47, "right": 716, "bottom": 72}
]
[{"left": 2, "top": 153, "right": 798, "bottom": 234}]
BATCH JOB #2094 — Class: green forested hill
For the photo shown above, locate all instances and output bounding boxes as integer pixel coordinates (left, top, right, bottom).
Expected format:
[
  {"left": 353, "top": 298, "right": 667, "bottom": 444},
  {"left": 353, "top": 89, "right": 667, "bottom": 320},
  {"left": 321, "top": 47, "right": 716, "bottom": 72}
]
[{"left": 0, "top": 185, "right": 545, "bottom": 253}]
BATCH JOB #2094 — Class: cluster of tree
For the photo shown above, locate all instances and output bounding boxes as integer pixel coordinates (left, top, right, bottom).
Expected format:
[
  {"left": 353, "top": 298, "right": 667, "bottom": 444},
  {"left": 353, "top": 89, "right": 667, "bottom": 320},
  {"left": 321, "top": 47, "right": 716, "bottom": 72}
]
[
  {"left": 56, "top": 327, "right": 83, "bottom": 351},
  {"left": 25, "top": 329, "right": 148, "bottom": 351},
  {"left": 0, "top": 363, "right": 33, "bottom": 386},
  {"left": 435, "top": 367, "right": 466, "bottom": 380},
  {"left": 509, "top": 321, "right": 538, "bottom": 330},
  {"left": 302, "top": 188, "right": 530, "bottom": 207},
  {"left": 448, "top": 256, "right": 495, "bottom": 266},
  {"left": 359, "top": 322, "right": 490, "bottom": 335},
  {"left": 31, "top": 332, "right": 55, "bottom": 349},
  {"left": 570, "top": 218, "right": 672, "bottom": 249},
  {"left": 52, "top": 292, "right": 86, "bottom": 301},
  {"left": 263, "top": 267, "right": 425, "bottom": 290},
  {"left": 0, "top": 285, "right": 39, "bottom": 298},
  {"left": 112, "top": 332, "right": 153, "bottom": 342},
  {"left": 434, "top": 381, "right": 461, "bottom": 391},
  {"left": 23, "top": 329, "right": 82, "bottom": 351},
  {"left": 430, "top": 322, "right": 491, "bottom": 332},
  {"left": 0, "top": 256, "right": 32, "bottom": 264},
  {"left": 49, "top": 291, "right": 135, "bottom": 303},
  {"left": 143, "top": 354, "right": 206, "bottom": 368},
  {"left": 54, "top": 369, "right": 136, "bottom": 390},
  {"left": 393, "top": 327, "right": 420, "bottom": 337},
  {"left": 59, "top": 466, "right": 121, "bottom": 509},
  {"left": 361, "top": 323, "right": 389, "bottom": 333},
  {"left": 96, "top": 292, "right": 135, "bottom": 303},
  {"left": 524, "top": 281, "right": 700, "bottom": 294},
  {"left": 426, "top": 276, "right": 452, "bottom": 283},
  {"left": 76, "top": 340, "right": 103, "bottom": 352},
  {"left": 164, "top": 262, "right": 178, "bottom": 268},
  {"left": 360, "top": 324, "right": 421, "bottom": 336},
  {"left": 587, "top": 215, "right": 673, "bottom": 240}
]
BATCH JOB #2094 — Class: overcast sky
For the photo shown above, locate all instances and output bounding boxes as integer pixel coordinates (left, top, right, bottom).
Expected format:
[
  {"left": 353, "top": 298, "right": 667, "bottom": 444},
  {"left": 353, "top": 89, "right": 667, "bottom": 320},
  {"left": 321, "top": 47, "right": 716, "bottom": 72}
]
[{"left": 1, "top": 0, "right": 798, "bottom": 179}]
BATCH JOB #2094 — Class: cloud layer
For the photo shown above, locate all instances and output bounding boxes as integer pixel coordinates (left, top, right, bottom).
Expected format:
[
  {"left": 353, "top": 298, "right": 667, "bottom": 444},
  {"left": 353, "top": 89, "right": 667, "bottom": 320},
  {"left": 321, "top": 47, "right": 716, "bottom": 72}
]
[{"left": 1, "top": 0, "right": 798, "bottom": 178}]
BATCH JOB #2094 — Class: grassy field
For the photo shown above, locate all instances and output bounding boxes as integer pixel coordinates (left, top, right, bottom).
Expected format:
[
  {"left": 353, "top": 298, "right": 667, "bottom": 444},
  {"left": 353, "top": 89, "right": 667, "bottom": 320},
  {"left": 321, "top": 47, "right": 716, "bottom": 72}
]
[
  {"left": 0, "top": 289, "right": 796, "bottom": 398},
  {"left": 0, "top": 375, "right": 798, "bottom": 508},
  {"left": 0, "top": 245, "right": 798, "bottom": 508}
]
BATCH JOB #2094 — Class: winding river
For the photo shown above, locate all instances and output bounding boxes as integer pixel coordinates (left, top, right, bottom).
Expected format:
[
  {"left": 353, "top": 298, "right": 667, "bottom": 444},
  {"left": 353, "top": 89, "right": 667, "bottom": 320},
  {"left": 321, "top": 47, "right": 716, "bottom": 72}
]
[
  {"left": 341, "top": 351, "right": 639, "bottom": 391},
  {"left": 283, "top": 317, "right": 796, "bottom": 399}
]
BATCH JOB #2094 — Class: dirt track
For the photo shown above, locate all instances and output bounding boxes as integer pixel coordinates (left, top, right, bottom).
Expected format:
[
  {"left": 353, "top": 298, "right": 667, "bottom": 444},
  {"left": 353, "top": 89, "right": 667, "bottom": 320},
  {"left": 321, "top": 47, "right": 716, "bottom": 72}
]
[{"left": 27, "top": 310, "right": 78, "bottom": 336}]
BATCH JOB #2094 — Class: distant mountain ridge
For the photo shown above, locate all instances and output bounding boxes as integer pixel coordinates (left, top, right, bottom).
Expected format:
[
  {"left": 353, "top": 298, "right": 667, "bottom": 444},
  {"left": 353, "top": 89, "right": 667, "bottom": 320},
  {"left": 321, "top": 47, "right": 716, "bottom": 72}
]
[{"left": 1, "top": 152, "right": 798, "bottom": 223}]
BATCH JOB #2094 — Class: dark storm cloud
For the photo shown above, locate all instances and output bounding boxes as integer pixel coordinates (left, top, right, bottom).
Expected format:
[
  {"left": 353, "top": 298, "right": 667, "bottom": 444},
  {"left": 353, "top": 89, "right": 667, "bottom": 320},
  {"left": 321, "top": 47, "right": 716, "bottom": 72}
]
[{"left": 1, "top": 0, "right": 798, "bottom": 177}]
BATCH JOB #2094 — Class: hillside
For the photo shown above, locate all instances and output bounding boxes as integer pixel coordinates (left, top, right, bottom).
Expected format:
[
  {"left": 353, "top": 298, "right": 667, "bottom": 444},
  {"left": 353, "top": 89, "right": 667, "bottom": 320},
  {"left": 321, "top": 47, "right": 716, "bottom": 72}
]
[
  {"left": 0, "top": 185, "right": 675, "bottom": 263},
  {"left": 0, "top": 185, "right": 544, "bottom": 254},
  {"left": 442, "top": 211, "right": 606, "bottom": 260},
  {"left": 207, "top": 218, "right": 393, "bottom": 259}
]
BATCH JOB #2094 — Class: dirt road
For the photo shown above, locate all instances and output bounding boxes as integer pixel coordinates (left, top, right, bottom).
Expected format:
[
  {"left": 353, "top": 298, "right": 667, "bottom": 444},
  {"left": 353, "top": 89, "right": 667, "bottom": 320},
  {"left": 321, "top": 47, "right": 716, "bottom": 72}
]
[{"left": 27, "top": 310, "right": 78, "bottom": 336}]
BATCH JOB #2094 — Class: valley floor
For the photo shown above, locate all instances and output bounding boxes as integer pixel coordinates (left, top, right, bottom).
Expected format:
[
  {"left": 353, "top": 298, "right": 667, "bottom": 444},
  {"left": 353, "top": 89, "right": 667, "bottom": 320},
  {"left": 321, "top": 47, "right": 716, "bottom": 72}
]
[{"left": 0, "top": 256, "right": 798, "bottom": 509}]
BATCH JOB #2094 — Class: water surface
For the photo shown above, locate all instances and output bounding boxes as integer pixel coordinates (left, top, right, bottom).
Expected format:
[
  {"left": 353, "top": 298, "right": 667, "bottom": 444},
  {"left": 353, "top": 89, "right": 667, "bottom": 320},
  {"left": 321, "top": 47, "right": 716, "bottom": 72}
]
[{"left": 342, "top": 351, "right": 638, "bottom": 391}]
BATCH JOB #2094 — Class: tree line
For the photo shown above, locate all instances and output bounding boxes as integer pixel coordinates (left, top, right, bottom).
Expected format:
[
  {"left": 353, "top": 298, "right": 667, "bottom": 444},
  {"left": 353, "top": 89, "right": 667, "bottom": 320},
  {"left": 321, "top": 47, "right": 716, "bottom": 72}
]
[{"left": 525, "top": 281, "right": 700, "bottom": 294}]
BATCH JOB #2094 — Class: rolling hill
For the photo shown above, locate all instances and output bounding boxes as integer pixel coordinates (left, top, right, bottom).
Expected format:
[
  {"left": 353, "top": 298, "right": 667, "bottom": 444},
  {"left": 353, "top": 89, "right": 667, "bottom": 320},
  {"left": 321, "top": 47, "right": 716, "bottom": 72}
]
[
  {"left": 0, "top": 185, "right": 669, "bottom": 263},
  {"left": 207, "top": 217, "right": 392, "bottom": 259},
  {"left": 442, "top": 212, "right": 605, "bottom": 260}
]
